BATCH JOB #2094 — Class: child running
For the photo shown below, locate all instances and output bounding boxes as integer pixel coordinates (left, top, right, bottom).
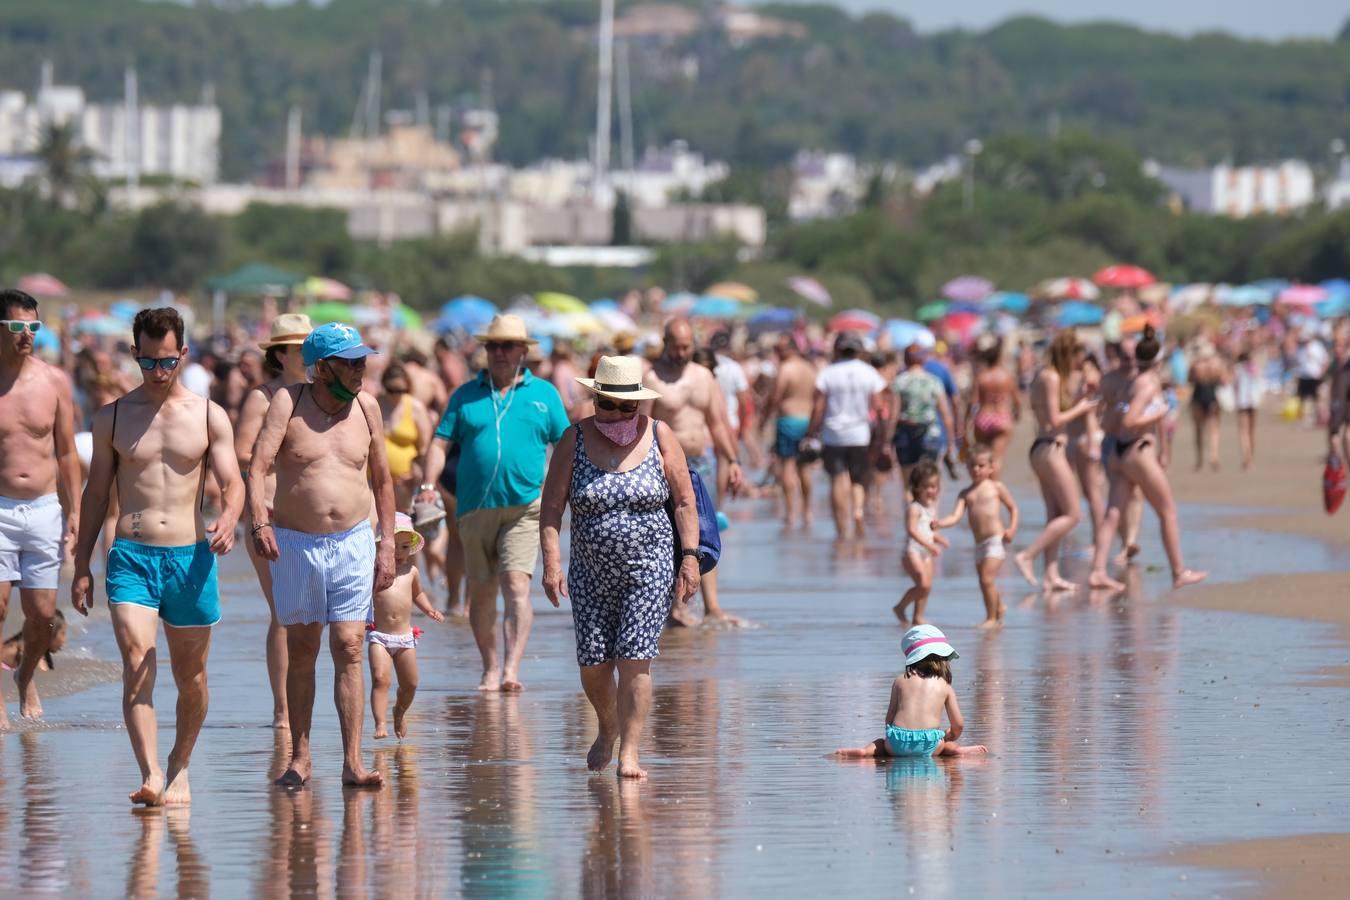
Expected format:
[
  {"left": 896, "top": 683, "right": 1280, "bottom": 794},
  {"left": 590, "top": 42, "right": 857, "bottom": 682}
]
[
  {"left": 934, "top": 445, "right": 1019, "bottom": 629},
  {"left": 835, "top": 625, "right": 988, "bottom": 759},
  {"left": 894, "top": 460, "right": 948, "bottom": 625},
  {"left": 368, "top": 513, "right": 444, "bottom": 739}
]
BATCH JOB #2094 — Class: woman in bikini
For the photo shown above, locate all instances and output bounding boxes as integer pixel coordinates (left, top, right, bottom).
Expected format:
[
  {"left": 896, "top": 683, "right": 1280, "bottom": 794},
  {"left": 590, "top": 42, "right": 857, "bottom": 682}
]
[
  {"left": 1065, "top": 347, "right": 1106, "bottom": 548},
  {"left": 234, "top": 314, "right": 312, "bottom": 729},
  {"left": 966, "top": 334, "right": 1020, "bottom": 478},
  {"left": 1187, "top": 340, "right": 1228, "bottom": 472},
  {"left": 1013, "top": 330, "right": 1098, "bottom": 591},
  {"left": 1087, "top": 326, "right": 1207, "bottom": 591}
]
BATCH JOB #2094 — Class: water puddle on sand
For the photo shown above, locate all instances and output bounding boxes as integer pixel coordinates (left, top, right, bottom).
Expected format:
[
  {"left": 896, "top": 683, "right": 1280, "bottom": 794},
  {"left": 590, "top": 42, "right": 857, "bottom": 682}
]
[{"left": 1, "top": 489, "right": 1347, "bottom": 897}]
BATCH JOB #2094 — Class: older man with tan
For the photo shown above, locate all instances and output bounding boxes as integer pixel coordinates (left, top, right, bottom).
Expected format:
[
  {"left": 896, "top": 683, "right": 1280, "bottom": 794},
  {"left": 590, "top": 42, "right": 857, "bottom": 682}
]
[
  {"left": 418, "top": 314, "right": 570, "bottom": 692},
  {"left": 71, "top": 307, "right": 244, "bottom": 806},
  {"left": 0, "top": 288, "right": 81, "bottom": 726},
  {"left": 249, "top": 322, "right": 396, "bottom": 789}
]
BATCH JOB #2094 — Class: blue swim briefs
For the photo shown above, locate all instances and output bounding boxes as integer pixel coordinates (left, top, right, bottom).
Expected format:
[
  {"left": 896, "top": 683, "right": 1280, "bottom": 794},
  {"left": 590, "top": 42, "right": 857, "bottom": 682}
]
[
  {"left": 107, "top": 539, "right": 221, "bottom": 628},
  {"left": 774, "top": 416, "right": 810, "bottom": 459},
  {"left": 885, "top": 725, "right": 945, "bottom": 758}
]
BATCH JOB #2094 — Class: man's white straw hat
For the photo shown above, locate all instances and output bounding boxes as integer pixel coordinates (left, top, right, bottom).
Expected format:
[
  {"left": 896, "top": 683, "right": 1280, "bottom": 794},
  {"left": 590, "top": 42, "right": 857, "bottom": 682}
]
[
  {"left": 474, "top": 313, "right": 538, "bottom": 345},
  {"left": 576, "top": 355, "right": 662, "bottom": 401},
  {"left": 258, "top": 313, "right": 314, "bottom": 349}
]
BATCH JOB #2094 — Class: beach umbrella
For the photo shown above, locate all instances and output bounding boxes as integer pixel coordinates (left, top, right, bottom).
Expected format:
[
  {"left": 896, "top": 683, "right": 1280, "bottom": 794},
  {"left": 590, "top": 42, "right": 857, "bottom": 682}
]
[
  {"left": 1093, "top": 265, "right": 1155, "bottom": 289},
  {"left": 690, "top": 296, "right": 744, "bottom": 320},
  {"left": 1250, "top": 278, "right": 1290, "bottom": 294},
  {"left": 938, "top": 311, "right": 982, "bottom": 341},
  {"left": 536, "top": 292, "right": 589, "bottom": 315},
  {"left": 1221, "top": 285, "right": 1274, "bottom": 307},
  {"left": 915, "top": 301, "right": 949, "bottom": 322},
  {"left": 391, "top": 306, "right": 423, "bottom": 331},
  {"left": 304, "top": 276, "right": 353, "bottom": 301},
  {"left": 946, "top": 301, "right": 984, "bottom": 315},
  {"left": 747, "top": 307, "right": 798, "bottom": 335},
  {"left": 1033, "top": 277, "right": 1100, "bottom": 301},
  {"left": 205, "top": 263, "right": 303, "bottom": 296},
  {"left": 1169, "top": 283, "right": 1215, "bottom": 312},
  {"left": 1278, "top": 284, "right": 1328, "bottom": 307},
  {"left": 940, "top": 276, "right": 994, "bottom": 302},
  {"left": 1318, "top": 278, "right": 1350, "bottom": 295},
  {"left": 32, "top": 325, "right": 59, "bottom": 353},
  {"left": 109, "top": 299, "right": 143, "bottom": 323},
  {"left": 705, "top": 281, "right": 757, "bottom": 303},
  {"left": 72, "top": 314, "right": 130, "bottom": 337},
  {"left": 436, "top": 297, "right": 497, "bottom": 333},
  {"left": 16, "top": 272, "right": 69, "bottom": 297},
  {"left": 559, "top": 310, "right": 605, "bottom": 336},
  {"left": 786, "top": 276, "right": 832, "bottom": 307},
  {"left": 984, "top": 292, "right": 1030, "bottom": 314},
  {"left": 828, "top": 309, "right": 881, "bottom": 332},
  {"left": 660, "top": 292, "right": 698, "bottom": 314},
  {"left": 589, "top": 298, "right": 619, "bottom": 312},
  {"left": 1054, "top": 302, "right": 1104, "bottom": 327},
  {"left": 305, "top": 302, "right": 357, "bottom": 325},
  {"left": 592, "top": 306, "right": 637, "bottom": 333},
  {"left": 1316, "top": 294, "right": 1350, "bottom": 318},
  {"left": 884, "top": 319, "right": 934, "bottom": 349}
]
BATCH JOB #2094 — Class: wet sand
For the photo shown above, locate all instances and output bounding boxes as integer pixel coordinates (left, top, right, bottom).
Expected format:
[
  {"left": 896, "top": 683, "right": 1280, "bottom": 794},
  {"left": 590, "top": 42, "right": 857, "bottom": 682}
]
[{"left": 0, "top": 404, "right": 1346, "bottom": 896}]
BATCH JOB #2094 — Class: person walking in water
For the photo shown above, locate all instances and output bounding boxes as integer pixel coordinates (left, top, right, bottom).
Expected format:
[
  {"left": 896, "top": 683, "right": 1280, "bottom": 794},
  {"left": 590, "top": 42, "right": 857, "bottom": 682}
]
[
  {"left": 234, "top": 313, "right": 312, "bottom": 730},
  {"left": 966, "top": 334, "right": 1020, "bottom": 478},
  {"left": 540, "top": 356, "right": 702, "bottom": 778},
  {"left": 248, "top": 322, "right": 397, "bottom": 788},
  {"left": 0, "top": 288, "right": 81, "bottom": 726},
  {"left": 643, "top": 319, "right": 744, "bottom": 624},
  {"left": 810, "top": 332, "right": 887, "bottom": 539},
  {"left": 763, "top": 335, "right": 817, "bottom": 527},
  {"left": 418, "top": 315, "right": 570, "bottom": 691},
  {"left": 71, "top": 307, "right": 244, "bottom": 805}
]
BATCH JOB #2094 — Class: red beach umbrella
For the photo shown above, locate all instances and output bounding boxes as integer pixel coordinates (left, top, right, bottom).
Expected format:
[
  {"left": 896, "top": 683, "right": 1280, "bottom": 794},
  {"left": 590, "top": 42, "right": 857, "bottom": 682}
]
[
  {"left": 16, "top": 272, "right": 69, "bottom": 297},
  {"left": 1093, "top": 265, "right": 1155, "bottom": 289}
]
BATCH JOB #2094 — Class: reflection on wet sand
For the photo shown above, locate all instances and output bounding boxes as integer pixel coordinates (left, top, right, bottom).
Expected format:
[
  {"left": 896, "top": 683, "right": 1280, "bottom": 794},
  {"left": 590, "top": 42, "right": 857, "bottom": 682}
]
[
  {"left": 581, "top": 777, "right": 652, "bottom": 899},
  {"left": 21, "top": 731, "right": 71, "bottom": 894},
  {"left": 127, "top": 809, "right": 209, "bottom": 900}
]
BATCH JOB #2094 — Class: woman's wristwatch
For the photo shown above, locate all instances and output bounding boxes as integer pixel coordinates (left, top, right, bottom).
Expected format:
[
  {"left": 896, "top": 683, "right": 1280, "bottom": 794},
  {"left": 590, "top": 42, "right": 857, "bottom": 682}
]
[
  {"left": 417, "top": 483, "right": 435, "bottom": 494},
  {"left": 680, "top": 548, "right": 703, "bottom": 562}
]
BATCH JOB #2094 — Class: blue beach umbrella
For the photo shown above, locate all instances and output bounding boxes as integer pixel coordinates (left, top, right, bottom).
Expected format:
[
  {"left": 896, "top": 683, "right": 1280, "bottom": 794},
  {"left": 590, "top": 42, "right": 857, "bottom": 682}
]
[
  {"left": 747, "top": 307, "right": 797, "bottom": 333},
  {"left": 690, "top": 296, "right": 744, "bottom": 319},
  {"left": 1222, "top": 285, "right": 1274, "bottom": 307},
  {"left": 1054, "top": 302, "right": 1104, "bottom": 327},
  {"left": 436, "top": 296, "right": 497, "bottom": 333},
  {"left": 661, "top": 292, "right": 699, "bottom": 313},
  {"left": 985, "top": 291, "right": 1030, "bottom": 314},
  {"left": 885, "top": 319, "right": 934, "bottom": 349},
  {"left": 1317, "top": 294, "right": 1350, "bottom": 318}
]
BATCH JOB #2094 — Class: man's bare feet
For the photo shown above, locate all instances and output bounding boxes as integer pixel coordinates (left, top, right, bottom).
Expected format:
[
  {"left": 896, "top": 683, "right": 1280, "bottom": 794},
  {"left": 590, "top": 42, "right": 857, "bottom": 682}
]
[
  {"left": 1012, "top": 552, "right": 1039, "bottom": 587},
  {"left": 373, "top": 721, "right": 389, "bottom": 739},
  {"left": 161, "top": 771, "right": 191, "bottom": 806},
  {"left": 275, "top": 760, "right": 311, "bottom": 788},
  {"left": 616, "top": 754, "right": 647, "bottom": 780},
  {"left": 500, "top": 680, "right": 524, "bottom": 694},
  {"left": 341, "top": 764, "right": 384, "bottom": 788},
  {"left": 1172, "top": 569, "right": 1208, "bottom": 589},
  {"left": 130, "top": 772, "right": 166, "bottom": 807},
  {"left": 17, "top": 674, "right": 42, "bottom": 719},
  {"left": 1087, "top": 570, "right": 1125, "bottom": 592},
  {"left": 587, "top": 732, "right": 617, "bottom": 771},
  {"left": 393, "top": 704, "right": 409, "bottom": 740},
  {"left": 478, "top": 669, "right": 502, "bottom": 692},
  {"left": 271, "top": 710, "right": 289, "bottom": 730}
]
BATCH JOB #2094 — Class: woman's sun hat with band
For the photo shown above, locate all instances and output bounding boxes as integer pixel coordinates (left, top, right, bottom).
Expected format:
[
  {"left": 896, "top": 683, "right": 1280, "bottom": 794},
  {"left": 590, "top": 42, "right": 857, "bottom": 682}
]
[
  {"left": 258, "top": 313, "right": 314, "bottom": 349},
  {"left": 903, "top": 624, "right": 959, "bottom": 666},
  {"left": 474, "top": 313, "right": 538, "bottom": 345},
  {"left": 575, "top": 355, "right": 662, "bottom": 401}
]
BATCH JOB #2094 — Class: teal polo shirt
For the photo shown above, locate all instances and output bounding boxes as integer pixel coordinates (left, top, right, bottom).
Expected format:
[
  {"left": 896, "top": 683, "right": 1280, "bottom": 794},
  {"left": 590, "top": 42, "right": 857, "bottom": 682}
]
[{"left": 435, "top": 369, "right": 570, "bottom": 516}]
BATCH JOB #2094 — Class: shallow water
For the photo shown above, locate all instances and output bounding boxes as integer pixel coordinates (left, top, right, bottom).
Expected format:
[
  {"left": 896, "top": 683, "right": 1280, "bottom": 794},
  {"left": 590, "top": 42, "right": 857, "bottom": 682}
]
[{"left": 1, "top": 484, "right": 1348, "bottom": 897}]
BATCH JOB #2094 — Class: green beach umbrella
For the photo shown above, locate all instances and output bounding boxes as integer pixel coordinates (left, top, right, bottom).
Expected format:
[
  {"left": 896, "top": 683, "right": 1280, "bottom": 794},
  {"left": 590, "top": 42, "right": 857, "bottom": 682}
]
[
  {"left": 305, "top": 302, "right": 357, "bottom": 325},
  {"left": 916, "top": 301, "right": 949, "bottom": 322},
  {"left": 536, "top": 292, "right": 590, "bottom": 315},
  {"left": 206, "top": 263, "right": 304, "bottom": 296}
]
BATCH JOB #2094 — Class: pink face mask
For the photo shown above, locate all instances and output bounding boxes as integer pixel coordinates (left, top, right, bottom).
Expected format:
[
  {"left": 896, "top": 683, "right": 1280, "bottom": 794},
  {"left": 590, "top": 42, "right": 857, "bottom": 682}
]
[{"left": 595, "top": 414, "right": 640, "bottom": 446}]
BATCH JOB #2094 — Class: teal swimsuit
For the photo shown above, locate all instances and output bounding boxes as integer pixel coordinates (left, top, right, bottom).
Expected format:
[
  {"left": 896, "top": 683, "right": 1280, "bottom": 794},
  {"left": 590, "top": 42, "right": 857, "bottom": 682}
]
[{"left": 885, "top": 725, "right": 945, "bottom": 757}]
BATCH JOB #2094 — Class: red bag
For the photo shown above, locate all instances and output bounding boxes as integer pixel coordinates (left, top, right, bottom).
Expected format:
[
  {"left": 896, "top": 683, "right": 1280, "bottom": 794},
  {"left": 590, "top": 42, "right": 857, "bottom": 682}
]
[{"left": 1325, "top": 454, "right": 1346, "bottom": 514}]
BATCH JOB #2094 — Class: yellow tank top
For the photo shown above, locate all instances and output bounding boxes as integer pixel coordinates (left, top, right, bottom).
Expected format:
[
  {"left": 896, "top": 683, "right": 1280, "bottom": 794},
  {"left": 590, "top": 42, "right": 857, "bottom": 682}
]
[{"left": 384, "top": 395, "right": 419, "bottom": 478}]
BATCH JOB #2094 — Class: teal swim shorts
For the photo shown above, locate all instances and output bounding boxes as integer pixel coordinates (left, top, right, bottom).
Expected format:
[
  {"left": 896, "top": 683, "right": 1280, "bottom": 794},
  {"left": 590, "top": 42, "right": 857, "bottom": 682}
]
[
  {"left": 885, "top": 725, "right": 945, "bottom": 758},
  {"left": 107, "top": 539, "right": 221, "bottom": 628}
]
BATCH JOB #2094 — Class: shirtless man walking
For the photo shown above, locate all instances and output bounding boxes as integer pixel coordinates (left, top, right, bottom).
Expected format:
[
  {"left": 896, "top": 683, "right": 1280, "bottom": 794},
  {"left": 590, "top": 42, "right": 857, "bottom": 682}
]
[
  {"left": 763, "top": 335, "right": 817, "bottom": 527},
  {"left": 0, "top": 289, "right": 81, "bottom": 726},
  {"left": 71, "top": 307, "right": 243, "bottom": 805},
  {"left": 249, "top": 323, "right": 396, "bottom": 788},
  {"left": 643, "top": 319, "right": 743, "bottom": 624}
]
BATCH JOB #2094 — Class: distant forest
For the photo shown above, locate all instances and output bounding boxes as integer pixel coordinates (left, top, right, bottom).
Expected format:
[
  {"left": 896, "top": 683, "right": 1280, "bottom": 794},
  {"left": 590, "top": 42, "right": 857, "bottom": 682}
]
[{"left": 1, "top": 0, "right": 1349, "bottom": 180}]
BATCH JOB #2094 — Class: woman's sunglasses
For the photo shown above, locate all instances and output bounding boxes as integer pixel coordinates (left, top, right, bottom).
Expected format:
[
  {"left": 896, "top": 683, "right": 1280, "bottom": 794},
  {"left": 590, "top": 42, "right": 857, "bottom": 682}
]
[
  {"left": 596, "top": 398, "right": 639, "bottom": 413},
  {"left": 136, "top": 356, "right": 181, "bottom": 371},
  {"left": 2, "top": 320, "right": 41, "bottom": 334}
]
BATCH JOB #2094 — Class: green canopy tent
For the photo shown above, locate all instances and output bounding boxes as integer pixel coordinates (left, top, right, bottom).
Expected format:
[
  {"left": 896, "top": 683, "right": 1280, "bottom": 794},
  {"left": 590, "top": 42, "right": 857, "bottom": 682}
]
[{"left": 205, "top": 264, "right": 305, "bottom": 333}]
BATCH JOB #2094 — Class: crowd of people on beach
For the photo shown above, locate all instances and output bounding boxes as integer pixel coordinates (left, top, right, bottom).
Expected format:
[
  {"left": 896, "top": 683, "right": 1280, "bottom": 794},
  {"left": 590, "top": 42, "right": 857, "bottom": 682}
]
[{"left": 2, "top": 283, "right": 1348, "bottom": 799}]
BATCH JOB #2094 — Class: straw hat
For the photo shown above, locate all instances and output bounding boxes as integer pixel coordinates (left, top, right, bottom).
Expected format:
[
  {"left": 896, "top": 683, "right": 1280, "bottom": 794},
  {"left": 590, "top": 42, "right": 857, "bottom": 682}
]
[
  {"left": 259, "top": 313, "right": 314, "bottom": 349},
  {"left": 902, "top": 624, "right": 959, "bottom": 666},
  {"left": 576, "top": 355, "right": 662, "bottom": 401},
  {"left": 473, "top": 314, "right": 538, "bottom": 345}
]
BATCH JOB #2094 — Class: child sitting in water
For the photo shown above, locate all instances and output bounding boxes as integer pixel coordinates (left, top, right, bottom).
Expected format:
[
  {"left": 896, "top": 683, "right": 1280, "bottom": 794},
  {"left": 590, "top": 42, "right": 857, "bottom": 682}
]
[
  {"left": 934, "top": 445, "right": 1019, "bottom": 629},
  {"left": 1, "top": 609, "right": 67, "bottom": 672},
  {"left": 369, "top": 513, "right": 444, "bottom": 739},
  {"left": 835, "top": 625, "right": 987, "bottom": 759},
  {"left": 894, "top": 460, "right": 948, "bottom": 626}
]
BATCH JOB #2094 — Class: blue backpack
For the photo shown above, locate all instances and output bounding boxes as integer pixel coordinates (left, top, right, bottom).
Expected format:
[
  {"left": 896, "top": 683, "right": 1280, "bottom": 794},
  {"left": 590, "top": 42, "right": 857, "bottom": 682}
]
[{"left": 659, "top": 425, "right": 721, "bottom": 574}]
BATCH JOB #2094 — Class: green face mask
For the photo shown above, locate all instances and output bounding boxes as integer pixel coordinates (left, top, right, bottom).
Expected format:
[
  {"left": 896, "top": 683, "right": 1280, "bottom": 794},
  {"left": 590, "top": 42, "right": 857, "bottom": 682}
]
[{"left": 325, "top": 366, "right": 360, "bottom": 403}]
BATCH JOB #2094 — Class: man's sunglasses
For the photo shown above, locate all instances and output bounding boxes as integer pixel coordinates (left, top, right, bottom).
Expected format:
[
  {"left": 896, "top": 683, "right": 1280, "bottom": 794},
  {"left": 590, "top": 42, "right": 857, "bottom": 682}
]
[
  {"left": 2, "top": 320, "right": 41, "bottom": 334},
  {"left": 484, "top": 341, "right": 522, "bottom": 352},
  {"left": 136, "top": 356, "right": 181, "bottom": 371},
  {"left": 596, "top": 398, "right": 639, "bottom": 413}
]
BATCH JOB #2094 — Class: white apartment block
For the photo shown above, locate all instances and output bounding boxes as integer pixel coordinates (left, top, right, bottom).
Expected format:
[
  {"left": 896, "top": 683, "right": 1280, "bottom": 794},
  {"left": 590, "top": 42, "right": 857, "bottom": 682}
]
[{"left": 1152, "top": 160, "right": 1315, "bottom": 217}]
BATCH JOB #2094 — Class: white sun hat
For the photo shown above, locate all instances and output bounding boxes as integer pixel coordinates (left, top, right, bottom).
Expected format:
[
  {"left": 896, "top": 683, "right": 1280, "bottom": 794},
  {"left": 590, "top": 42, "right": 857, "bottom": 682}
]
[
  {"left": 903, "top": 624, "right": 958, "bottom": 666},
  {"left": 575, "top": 355, "right": 662, "bottom": 401}
]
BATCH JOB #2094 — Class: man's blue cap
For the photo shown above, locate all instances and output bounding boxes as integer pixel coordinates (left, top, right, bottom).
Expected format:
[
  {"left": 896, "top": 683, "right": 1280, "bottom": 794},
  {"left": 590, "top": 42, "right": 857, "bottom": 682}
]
[{"left": 302, "top": 322, "right": 378, "bottom": 366}]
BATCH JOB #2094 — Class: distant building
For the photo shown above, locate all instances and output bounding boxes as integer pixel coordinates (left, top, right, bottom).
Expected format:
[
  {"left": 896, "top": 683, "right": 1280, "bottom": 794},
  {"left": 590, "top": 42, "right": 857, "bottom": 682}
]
[
  {"left": 1151, "top": 160, "right": 1316, "bottom": 217},
  {"left": 611, "top": 4, "right": 805, "bottom": 46},
  {"left": 1325, "top": 157, "right": 1350, "bottom": 211},
  {"left": 0, "top": 69, "right": 220, "bottom": 185},
  {"left": 301, "top": 123, "right": 461, "bottom": 192},
  {"left": 789, "top": 151, "right": 869, "bottom": 221},
  {"left": 609, "top": 141, "right": 729, "bottom": 208}
]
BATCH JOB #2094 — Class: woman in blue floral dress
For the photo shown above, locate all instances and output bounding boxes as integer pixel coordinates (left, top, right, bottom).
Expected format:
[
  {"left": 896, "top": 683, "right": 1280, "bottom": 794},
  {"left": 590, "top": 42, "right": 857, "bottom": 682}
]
[{"left": 541, "top": 357, "right": 701, "bottom": 779}]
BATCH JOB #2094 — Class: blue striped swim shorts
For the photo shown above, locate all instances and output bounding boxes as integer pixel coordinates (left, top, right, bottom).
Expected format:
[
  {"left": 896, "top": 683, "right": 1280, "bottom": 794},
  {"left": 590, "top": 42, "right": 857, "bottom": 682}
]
[{"left": 270, "top": 520, "right": 376, "bottom": 626}]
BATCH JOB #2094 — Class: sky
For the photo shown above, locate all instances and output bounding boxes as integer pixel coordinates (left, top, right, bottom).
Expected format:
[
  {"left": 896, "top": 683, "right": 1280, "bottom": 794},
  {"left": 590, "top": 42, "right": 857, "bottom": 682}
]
[{"left": 785, "top": 0, "right": 1347, "bottom": 40}]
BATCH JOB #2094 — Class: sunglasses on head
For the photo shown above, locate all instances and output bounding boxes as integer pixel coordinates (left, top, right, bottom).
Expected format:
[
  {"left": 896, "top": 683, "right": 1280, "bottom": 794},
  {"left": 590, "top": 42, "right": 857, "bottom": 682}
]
[
  {"left": 596, "top": 398, "right": 639, "bottom": 413},
  {"left": 484, "top": 341, "right": 521, "bottom": 352},
  {"left": 136, "top": 356, "right": 181, "bottom": 371},
  {"left": 2, "top": 320, "right": 41, "bottom": 334}
]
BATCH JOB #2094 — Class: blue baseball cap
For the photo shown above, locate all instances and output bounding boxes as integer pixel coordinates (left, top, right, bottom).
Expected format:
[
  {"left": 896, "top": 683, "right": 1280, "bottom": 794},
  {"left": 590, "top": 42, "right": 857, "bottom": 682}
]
[{"left": 302, "top": 322, "right": 378, "bottom": 366}]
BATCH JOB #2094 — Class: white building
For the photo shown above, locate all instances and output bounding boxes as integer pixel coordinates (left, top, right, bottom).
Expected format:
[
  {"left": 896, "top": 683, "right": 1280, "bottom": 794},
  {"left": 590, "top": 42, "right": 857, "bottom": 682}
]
[
  {"left": 788, "top": 151, "right": 869, "bottom": 221},
  {"left": 1152, "top": 160, "right": 1316, "bottom": 217},
  {"left": 0, "top": 69, "right": 221, "bottom": 185},
  {"left": 1325, "top": 157, "right": 1350, "bottom": 211}
]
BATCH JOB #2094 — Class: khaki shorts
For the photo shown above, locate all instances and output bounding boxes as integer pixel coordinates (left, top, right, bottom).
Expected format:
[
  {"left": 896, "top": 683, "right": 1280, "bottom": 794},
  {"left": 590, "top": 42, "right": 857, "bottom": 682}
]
[{"left": 459, "top": 499, "right": 541, "bottom": 582}]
